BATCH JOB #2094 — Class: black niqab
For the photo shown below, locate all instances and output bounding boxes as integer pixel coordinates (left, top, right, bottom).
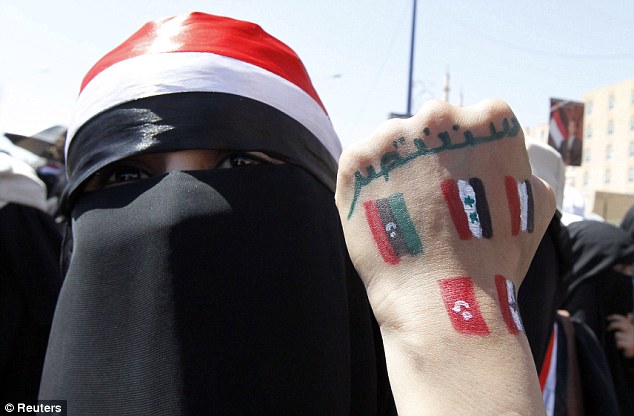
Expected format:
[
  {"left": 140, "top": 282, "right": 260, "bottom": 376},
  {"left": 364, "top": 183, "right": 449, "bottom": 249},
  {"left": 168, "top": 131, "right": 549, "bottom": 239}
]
[
  {"left": 39, "top": 165, "right": 395, "bottom": 415},
  {"left": 563, "top": 220, "right": 634, "bottom": 416}
]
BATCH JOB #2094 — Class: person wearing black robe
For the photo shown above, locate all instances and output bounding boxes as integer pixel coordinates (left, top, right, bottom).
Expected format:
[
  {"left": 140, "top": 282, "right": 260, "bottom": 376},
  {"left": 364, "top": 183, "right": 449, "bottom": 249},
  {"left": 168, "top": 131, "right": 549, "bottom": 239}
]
[
  {"left": 519, "top": 212, "right": 570, "bottom": 375},
  {"left": 38, "top": 12, "right": 395, "bottom": 415},
  {"left": 563, "top": 220, "right": 634, "bottom": 416},
  {"left": 0, "top": 151, "right": 62, "bottom": 404}
]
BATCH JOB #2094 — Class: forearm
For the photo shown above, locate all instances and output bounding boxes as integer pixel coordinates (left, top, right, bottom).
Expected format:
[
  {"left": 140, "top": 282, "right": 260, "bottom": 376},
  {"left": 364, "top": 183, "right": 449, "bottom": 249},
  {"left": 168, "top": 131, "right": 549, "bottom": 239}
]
[
  {"left": 374, "top": 272, "right": 542, "bottom": 415},
  {"left": 336, "top": 99, "right": 553, "bottom": 415}
]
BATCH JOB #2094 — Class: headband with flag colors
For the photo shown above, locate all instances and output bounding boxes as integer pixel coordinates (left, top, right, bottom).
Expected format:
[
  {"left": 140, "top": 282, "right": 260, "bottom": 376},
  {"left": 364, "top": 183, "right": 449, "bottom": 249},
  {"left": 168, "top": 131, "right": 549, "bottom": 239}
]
[{"left": 65, "top": 12, "right": 341, "bottom": 164}]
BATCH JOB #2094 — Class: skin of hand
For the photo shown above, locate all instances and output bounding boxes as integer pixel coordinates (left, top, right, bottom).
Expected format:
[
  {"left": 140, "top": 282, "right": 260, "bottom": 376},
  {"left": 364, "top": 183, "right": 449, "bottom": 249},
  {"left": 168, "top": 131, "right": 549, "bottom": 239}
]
[
  {"left": 607, "top": 313, "right": 634, "bottom": 358},
  {"left": 335, "top": 99, "right": 555, "bottom": 415}
]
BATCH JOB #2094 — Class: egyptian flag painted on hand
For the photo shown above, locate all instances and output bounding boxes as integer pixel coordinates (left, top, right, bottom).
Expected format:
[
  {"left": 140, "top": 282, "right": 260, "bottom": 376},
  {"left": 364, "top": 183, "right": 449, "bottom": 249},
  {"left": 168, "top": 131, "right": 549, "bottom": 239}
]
[
  {"left": 495, "top": 275, "right": 524, "bottom": 334},
  {"left": 363, "top": 193, "right": 422, "bottom": 265},
  {"left": 441, "top": 178, "right": 493, "bottom": 240},
  {"left": 505, "top": 177, "right": 534, "bottom": 236},
  {"left": 439, "top": 277, "right": 490, "bottom": 335}
]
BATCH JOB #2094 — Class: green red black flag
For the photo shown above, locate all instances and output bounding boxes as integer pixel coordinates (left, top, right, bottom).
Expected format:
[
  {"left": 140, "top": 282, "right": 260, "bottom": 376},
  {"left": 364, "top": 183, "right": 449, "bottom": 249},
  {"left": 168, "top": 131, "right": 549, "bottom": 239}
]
[{"left": 363, "top": 193, "right": 422, "bottom": 265}]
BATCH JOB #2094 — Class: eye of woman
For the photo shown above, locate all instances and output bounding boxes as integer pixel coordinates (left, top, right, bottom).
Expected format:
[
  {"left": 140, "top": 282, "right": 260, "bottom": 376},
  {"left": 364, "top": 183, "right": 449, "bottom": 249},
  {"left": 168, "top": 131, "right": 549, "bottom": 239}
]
[
  {"left": 217, "top": 152, "right": 272, "bottom": 169},
  {"left": 83, "top": 162, "right": 151, "bottom": 191},
  {"left": 82, "top": 151, "right": 282, "bottom": 192}
]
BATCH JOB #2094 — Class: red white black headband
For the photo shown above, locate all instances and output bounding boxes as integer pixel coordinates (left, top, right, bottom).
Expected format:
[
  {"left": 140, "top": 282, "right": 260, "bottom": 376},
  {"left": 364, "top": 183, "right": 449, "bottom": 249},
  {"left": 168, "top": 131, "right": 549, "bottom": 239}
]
[{"left": 65, "top": 12, "right": 341, "bottom": 167}]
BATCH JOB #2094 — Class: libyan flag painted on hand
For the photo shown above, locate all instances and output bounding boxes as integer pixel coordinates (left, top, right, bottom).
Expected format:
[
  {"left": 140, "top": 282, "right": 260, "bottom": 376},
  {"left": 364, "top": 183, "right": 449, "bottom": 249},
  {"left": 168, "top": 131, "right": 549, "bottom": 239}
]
[{"left": 363, "top": 193, "right": 423, "bottom": 265}]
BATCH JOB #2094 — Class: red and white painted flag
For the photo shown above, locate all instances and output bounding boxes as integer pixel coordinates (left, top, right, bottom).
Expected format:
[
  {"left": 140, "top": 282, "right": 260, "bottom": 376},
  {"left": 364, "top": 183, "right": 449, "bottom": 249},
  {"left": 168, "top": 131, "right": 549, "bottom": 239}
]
[
  {"left": 505, "top": 177, "right": 534, "bottom": 236},
  {"left": 495, "top": 275, "right": 524, "bottom": 334},
  {"left": 439, "top": 277, "right": 490, "bottom": 335}
]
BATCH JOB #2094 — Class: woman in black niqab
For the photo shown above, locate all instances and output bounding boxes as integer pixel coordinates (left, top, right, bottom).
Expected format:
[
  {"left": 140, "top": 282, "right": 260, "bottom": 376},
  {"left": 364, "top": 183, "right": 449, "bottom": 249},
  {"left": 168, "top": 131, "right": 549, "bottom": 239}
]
[
  {"left": 563, "top": 220, "right": 634, "bottom": 416},
  {"left": 38, "top": 12, "right": 395, "bottom": 415}
]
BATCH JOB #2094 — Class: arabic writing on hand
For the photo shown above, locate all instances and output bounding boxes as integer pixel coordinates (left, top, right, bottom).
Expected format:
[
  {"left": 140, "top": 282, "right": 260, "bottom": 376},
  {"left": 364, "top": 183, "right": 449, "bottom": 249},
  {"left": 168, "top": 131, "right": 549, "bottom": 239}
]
[{"left": 346, "top": 116, "right": 521, "bottom": 219}]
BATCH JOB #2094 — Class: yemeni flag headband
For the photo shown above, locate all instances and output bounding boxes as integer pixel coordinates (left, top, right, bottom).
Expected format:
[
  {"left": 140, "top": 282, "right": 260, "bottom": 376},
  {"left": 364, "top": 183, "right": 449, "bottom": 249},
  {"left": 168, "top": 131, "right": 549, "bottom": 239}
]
[{"left": 63, "top": 12, "right": 341, "bottom": 210}]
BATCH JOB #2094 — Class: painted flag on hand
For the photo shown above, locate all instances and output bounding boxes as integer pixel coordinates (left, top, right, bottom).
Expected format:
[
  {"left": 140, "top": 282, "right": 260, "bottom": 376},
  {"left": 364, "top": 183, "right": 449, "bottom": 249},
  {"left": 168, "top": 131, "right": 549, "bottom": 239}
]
[
  {"left": 441, "top": 178, "right": 493, "bottom": 240},
  {"left": 495, "top": 275, "right": 524, "bottom": 334},
  {"left": 363, "top": 193, "right": 423, "bottom": 265},
  {"left": 505, "top": 177, "right": 534, "bottom": 236},
  {"left": 439, "top": 277, "right": 490, "bottom": 335}
]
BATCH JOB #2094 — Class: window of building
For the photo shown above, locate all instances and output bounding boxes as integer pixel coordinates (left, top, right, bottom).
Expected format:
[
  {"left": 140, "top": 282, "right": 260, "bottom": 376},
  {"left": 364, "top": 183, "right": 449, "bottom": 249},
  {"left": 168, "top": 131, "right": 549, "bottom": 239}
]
[
  {"left": 586, "top": 124, "right": 592, "bottom": 139},
  {"left": 608, "top": 120, "right": 614, "bottom": 135},
  {"left": 631, "top": 90, "right": 634, "bottom": 105},
  {"left": 605, "top": 169, "right": 611, "bottom": 184},
  {"left": 584, "top": 172, "right": 590, "bottom": 186},
  {"left": 630, "top": 142, "right": 634, "bottom": 157},
  {"left": 583, "top": 149, "right": 591, "bottom": 162},
  {"left": 587, "top": 100, "right": 593, "bottom": 115},
  {"left": 606, "top": 144, "right": 613, "bottom": 160},
  {"left": 609, "top": 94, "right": 615, "bottom": 110},
  {"left": 630, "top": 116, "right": 634, "bottom": 131},
  {"left": 629, "top": 168, "right": 634, "bottom": 183}
]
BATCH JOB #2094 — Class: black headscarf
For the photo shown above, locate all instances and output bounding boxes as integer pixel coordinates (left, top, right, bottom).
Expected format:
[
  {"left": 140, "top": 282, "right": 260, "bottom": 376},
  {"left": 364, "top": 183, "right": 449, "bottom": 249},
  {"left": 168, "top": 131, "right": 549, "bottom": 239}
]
[
  {"left": 564, "top": 220, "right": 634, "bottom": 321},
  {"left": 563, "top": 220, "right": 634, "bottom": 416}
]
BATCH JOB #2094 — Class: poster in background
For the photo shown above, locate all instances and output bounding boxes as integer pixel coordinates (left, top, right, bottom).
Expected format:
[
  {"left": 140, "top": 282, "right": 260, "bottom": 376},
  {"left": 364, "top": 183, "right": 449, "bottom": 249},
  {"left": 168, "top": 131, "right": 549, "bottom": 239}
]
[{"left": 548, "top": 98, "right": 585, "bottom": 166}]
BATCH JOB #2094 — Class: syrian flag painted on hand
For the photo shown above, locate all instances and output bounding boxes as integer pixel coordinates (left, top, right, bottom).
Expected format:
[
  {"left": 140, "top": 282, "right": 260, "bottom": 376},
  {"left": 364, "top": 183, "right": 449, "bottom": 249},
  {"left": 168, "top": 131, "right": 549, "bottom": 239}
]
[
  {"left": 495, "top": 275, "right": 524, "bottom": 334},
  {"left": 439, "top": 277, "right": 490, "bottom": 336},
  {"left": 505, "top": 177, "right": 534, "bottom": 236},
  {"left": 363, "top": 193, "right": 423, "bottom": 265},
  {"left": 441, "top": 178, "right": 493, "bottom": 240}
]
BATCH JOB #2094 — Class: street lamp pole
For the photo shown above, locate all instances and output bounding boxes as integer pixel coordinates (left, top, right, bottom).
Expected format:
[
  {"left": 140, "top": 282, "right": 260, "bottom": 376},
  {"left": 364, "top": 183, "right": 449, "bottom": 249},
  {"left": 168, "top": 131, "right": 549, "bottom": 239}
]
[{"left": 406, "top": 0, "right": 418, "bottom": 117}]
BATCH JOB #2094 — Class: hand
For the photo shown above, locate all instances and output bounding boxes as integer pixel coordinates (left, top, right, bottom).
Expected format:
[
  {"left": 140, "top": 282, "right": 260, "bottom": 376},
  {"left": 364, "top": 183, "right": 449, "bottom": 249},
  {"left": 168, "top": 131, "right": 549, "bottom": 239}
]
[
  {"left": 335, "top": 99, "right": 555, "bottom": 415},
  {"left": 607, "top": 313, "right": 634, "bottom": 358},
  {"left": 336, "top": 99, "right": 555, "bottom": 329}
]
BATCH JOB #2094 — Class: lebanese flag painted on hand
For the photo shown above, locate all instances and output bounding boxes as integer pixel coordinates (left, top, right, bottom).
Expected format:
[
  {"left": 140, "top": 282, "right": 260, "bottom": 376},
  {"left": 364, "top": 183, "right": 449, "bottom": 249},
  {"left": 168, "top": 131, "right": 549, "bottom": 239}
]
[
  {"left": 505, "top": 177, "right": 534, "bottom": 236},
  {"left": 363, "top": 193, "right": 423, "bottom": 265},
  {"left": 495, "top": 275, "right": 524, "bottom": 334},
  {"left": 439, "top": 277, "right": 490, "bottom": 335},
  {"left": 441, "top": 178, "right": 493, "bottom": 240}
]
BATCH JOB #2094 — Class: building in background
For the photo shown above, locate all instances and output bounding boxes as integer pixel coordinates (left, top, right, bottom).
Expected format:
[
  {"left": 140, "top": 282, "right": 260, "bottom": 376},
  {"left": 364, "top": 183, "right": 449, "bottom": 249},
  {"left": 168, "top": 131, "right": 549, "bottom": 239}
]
[
  {"left": 526, "top": 78, "right": 634, "bottom": 223},
  {"left": 524, "top": 122, "right": 549, "bottom": 144}
]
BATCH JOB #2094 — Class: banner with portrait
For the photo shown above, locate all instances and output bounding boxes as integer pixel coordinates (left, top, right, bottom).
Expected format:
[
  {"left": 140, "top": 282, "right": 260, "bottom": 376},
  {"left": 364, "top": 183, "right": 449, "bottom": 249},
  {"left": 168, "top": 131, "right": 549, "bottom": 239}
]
[{"left": 548, "top": 98, "right": 585, "bottom": 166}]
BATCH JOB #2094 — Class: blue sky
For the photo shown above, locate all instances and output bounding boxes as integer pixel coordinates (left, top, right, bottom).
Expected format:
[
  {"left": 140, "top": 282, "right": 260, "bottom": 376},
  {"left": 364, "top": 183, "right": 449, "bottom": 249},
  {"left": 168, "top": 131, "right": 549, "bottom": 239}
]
[{"left": 1, "top": 0, "right": 633, "bottom": 149}]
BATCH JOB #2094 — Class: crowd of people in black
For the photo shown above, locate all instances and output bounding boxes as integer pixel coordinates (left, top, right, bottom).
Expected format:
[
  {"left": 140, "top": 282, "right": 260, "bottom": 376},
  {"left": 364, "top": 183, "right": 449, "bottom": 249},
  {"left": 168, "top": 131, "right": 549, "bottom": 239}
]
[{"left": 1, "top": 11, "right": 633, "bottom": 416}]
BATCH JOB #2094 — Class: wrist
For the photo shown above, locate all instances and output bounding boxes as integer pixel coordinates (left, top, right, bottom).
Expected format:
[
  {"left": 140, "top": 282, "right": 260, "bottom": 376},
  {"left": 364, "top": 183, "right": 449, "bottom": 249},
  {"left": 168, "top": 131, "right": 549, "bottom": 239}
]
[
  {"left": 367, "top": 263, "right": 524, "bottom": 335},
  {"left": 374, "top": 273, "right": 543, "bottom": 415}
]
